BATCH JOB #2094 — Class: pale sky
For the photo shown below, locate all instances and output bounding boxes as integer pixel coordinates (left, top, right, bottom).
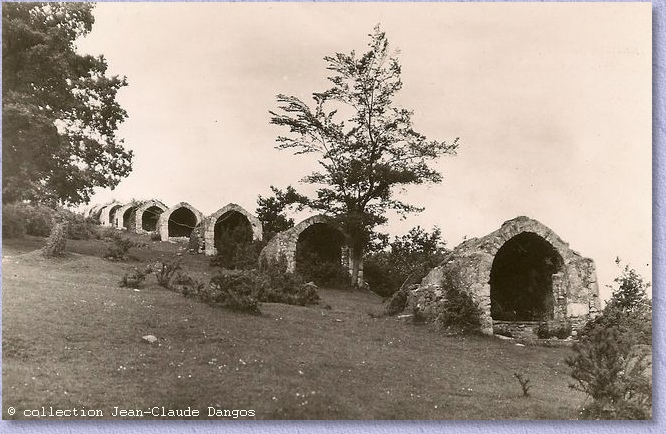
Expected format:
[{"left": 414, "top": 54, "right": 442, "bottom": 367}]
[{"left": 77, "top": 2, "right": 652, "bottom": 301}]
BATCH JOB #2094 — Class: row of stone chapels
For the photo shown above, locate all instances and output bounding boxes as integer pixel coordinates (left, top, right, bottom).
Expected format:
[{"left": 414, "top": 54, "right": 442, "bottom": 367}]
[{"left": 86, "top": 199, "right": 601, "bottom": 337}]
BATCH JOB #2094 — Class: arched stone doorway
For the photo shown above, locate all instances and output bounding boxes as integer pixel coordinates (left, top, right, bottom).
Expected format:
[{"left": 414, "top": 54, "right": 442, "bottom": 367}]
[
  {"left": 489, "top": 232, "right": 563, "bottom": 321},
  {"left": 135, "top": 200, "right": 167, "bottom": 233},
  {"left": 204, "top": 204, "right": 263, "bottom": 256},
  {"left": 158, "top": 202, "right": 203, "bottom": 241},
  {"left": 100, "top": 203, "right": 122, "bottom": 227},
  {"left": 114, "top": 203, "right": 139, "bottom": 231},
  {"left": 416, "top": 216, "right": 601, "bottom": 335},
  {"left": 295, "top": 222, "right": 347, "bottom": 286},
  {"left": 259, "top": 215, "right": 361, "bottom": 286}
]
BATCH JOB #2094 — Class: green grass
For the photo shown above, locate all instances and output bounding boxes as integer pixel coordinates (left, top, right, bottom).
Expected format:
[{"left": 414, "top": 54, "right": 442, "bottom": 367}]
[{"left": 2, "top": 233, "right": 586, "bottom": 420}]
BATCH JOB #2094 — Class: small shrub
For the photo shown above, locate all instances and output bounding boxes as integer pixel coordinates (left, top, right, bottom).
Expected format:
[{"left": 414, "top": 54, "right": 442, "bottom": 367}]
[
  {"left": 513, "top": 373, "right": 531, "bottom": 397},
  {"left": 294, "top": 250, "right": 350, "bottom": 288},
  {"left": 42, "top": 221, "right": 67, "bottom": 257},
  {"left": 233, "top": 240, "right": 267, "bottom": 270},
  {"left": 155, "top": 258, "right": 182, "bottom": 289},
  {"left": 567, "top": 327, "right": 651, "bottom": 419},
  {"left": 434, "top": 285, "right": 482, "bottom": 334},
  {"left": 566, "top": 262, "right": 652, "bottom": 419},
  {"left": 188, "top": 223, "right": 205, "bottom": 253},
  {"left": 150, "top": 231, "right": 161, "bottom": 241},
  {"left": 171, "top": 272, "right": 206, "bottom": 298},
  {"left": 205, "top": 270, "right": 265, "bottom": 314},
  {"left": 262, "top": 278, "right": 320, "bottom": 306},
  {"left": 209, "top": 223, "right": 255, "bottom": 269},
  {"left": 103, "top": 234, "right": 136, "bottom": 261},
  {"left": 120, "top": 268, "right": 148, "bottom": 289},
  {"left": 260, "top": 257, "right": 320, "bottom": 306}
]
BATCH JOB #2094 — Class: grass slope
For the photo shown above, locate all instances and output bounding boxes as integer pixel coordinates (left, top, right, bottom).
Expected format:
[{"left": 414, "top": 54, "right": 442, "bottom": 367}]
[{"left": 2, "top": 235, "right": 586, "bottom": 420}]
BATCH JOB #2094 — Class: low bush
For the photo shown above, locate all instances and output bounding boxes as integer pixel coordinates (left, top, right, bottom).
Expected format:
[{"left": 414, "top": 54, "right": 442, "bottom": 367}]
[
  {"left": 204, "top": 271, "right": 265, "bottom": 314},
  {"left": 262, "top": 275, "right": 320, "bottom": 306},
  {"left": 172, "top": 273, "right": 206, "bottom": 298},
  {"left": 210, "top": 240, "right": 266, "bottom": 270},
  {"left": 434, "top": 285, "right": 482, "bottom": 334},
  {"left": 119, "top": 268, "right": 149, "bottom": 289},
  {"left": 258, "top": 254, "right": 320, "bottom": 306},
  {"left": 295, "top": 254, "right": 350, "bottom": 288},
  {"left": 154, "top": 258, "right": 182, "bottom": 289},
  {"left": 102, "top": 230, "right": 138, "bottom": 261}
]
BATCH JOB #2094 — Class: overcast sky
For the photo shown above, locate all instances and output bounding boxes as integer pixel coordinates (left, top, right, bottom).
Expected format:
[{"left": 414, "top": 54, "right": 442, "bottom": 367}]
[{"left": 77, "top": 2, "right": 652, "bottom": 301}]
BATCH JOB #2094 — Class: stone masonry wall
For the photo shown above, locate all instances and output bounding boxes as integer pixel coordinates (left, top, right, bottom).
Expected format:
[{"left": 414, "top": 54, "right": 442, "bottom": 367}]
[{"left": 410, "top": 216, "right": 600, "bottom": 336}]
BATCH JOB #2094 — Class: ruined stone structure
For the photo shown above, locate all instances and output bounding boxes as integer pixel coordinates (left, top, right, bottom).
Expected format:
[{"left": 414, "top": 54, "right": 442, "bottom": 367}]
[
  {"left": 259, "top": 215, "right": 363, "bottom": 286},
  {"left": 85, "top": 203, "right": 105, "bottom": 221},
  {"left": 114, "top": 202, "right": 140, "bottom": 231},
  {"left": 203, "top": 203, "right": 263, "bottom": 256},
  {"left": 411, "top": 216, "right": 600, "bottom": 337},
  {"left": 157, "top": 202, "right": 203, "bottom": 241},
  {"left": 134, "top": 200, "right": 168, "bottom": 234},
  {"left": 99, "top": 202, "right": 122, "bottom": 227}
]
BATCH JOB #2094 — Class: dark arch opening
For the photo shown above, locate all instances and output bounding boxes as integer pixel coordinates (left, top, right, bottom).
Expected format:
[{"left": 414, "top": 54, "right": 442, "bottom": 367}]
[
  {"left": 108, "top": 205, "right": 122, "bottom": 225},
  {"left": 295, "top": 223, "right": 347, "bottom": 286},
  {"left": 142, "top": 206, "right": 163, "bottom": 231},
  {"left": 122, "top": 207, "right": 138, "bottom": 230},
  {"left": 91, "top": 208, "right": 104, "bottom": 223},
  {"left": 168, "top": 207, "right": 197, "bottom": 238},
  {"left": 490, "top": 232, "right": 562, "bottom": 321},
  {"left": 214, "top": 211, "right": 253, "bottom": 253}
]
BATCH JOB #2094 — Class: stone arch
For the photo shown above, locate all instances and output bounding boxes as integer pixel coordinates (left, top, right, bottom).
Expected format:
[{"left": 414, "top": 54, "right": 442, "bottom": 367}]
[
  {"left": 204, "top": 203, "right": 263, "bottom": 256},
  {"left": 417, "top": 216, "right": 600, "bottom": 336},
  {"left": 295, "top": 222, "right": 348, "bottom": 284},
  {"left": 158, "top": 202, "right": 203, "bottom": 241},
  {"left": 489, "top": 232, "right": 564, "bottom": 321},
  {"left": 86, "top": 204, "right": 105, "bottom": 221},
  {"left": 134, "top": 200, "right": 168, "bottom": 233},
  {"left": 259, "top": 215, "right": 349, "bottom": 274},
  {"left": 99, "top": 202, "right": 122, "bottom": 227},
  {"left": 114, "top": 202, "right": 140, "bottom": 230}
]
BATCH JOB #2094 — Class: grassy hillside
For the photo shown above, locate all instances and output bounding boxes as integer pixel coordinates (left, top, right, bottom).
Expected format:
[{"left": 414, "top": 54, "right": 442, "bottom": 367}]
[{"left": 2, "top": 234, "right": 586, "bottom": 420}]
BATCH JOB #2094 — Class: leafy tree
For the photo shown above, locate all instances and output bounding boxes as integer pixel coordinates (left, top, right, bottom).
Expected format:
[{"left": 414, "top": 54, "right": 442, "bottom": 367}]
[
  {"left": 255, "top": 185, "right": 307, "bottom": 241},
  {"left": 365, "top": 226, "right": 448, "bottom": 296},
  {"left": 2, "top": 2, "right": 133, "bottom": 206},
  {"left": 270, "top": 26, "right": 459, "bottom": 286},
  {"left": 605, "top": 257, "right": 650, "bottom": 313}
]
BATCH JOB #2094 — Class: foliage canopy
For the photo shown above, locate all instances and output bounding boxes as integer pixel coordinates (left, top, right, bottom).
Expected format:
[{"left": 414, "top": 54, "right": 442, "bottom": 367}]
[
  {"left": 2, "top": 2, "right": 133, "bottom": 205},
  {"left": 269, "top": 26, "right": 459, "bottom": 285}
]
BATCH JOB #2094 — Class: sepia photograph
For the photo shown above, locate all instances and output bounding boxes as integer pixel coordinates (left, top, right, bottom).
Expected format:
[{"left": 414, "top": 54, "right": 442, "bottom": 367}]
[{"left": 1, "top": 0, "right": 653, "bottom": 423}]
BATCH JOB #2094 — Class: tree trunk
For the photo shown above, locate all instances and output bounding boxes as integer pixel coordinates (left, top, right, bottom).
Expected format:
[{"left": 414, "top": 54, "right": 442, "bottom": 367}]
[{"left": 350, "top": 246, "right": 363, "bottom": 288}]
